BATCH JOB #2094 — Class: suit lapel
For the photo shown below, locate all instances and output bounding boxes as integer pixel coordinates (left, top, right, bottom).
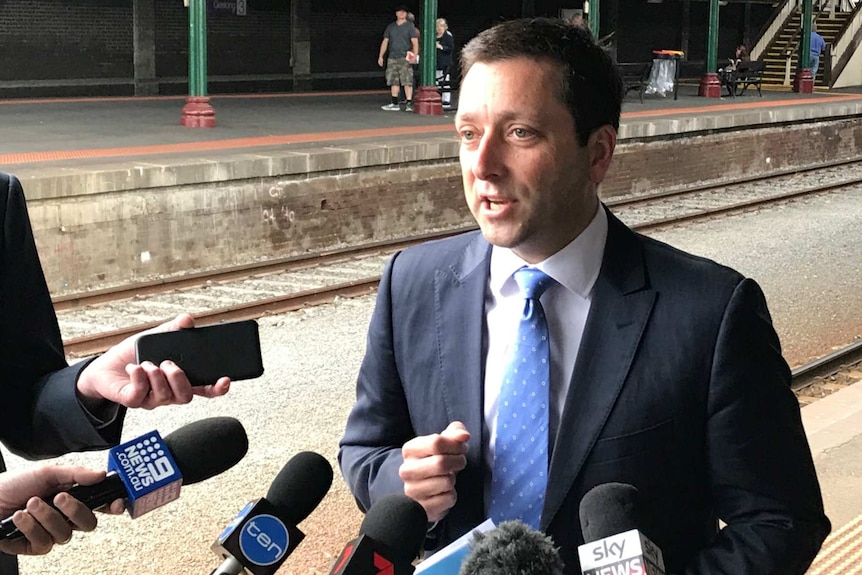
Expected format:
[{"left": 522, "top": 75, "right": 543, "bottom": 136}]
[
  {"left": 434, "top": 233, "right": 492, "bottom": 457},
  {"left": 542, "top": 210, "right": 657, "bottom": 529}
]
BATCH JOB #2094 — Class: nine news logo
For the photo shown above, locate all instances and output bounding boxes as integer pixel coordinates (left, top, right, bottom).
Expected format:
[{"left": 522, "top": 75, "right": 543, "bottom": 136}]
[{"left": 115, "top": 434, "right": 176, "bottom": 492}]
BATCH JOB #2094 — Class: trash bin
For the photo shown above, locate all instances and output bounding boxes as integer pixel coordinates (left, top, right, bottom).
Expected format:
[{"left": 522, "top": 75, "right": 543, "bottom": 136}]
[{"left": 645, "top": 50, "right": 684, "bottom": 100}]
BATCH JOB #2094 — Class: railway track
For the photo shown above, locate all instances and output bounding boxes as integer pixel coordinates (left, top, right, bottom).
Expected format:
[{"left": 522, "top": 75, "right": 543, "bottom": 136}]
[
  {"left": 792, "top": 340, "right": 862, "bottom": 401},
  {"left": 57, "top": 158, "right": 862, "bottom": 386}
]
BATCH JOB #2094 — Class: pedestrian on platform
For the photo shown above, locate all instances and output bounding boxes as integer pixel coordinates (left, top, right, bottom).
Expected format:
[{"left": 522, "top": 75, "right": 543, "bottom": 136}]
[
  {"left": 0, "top": 171, "right": 231, "bottom": 575},
  {"left": 340, "top": 17, "right": 830, "bottom": 575},
  {"left": 407, "top": 12, "right": 422, "bottom": 98},
  {"left": 569, "top": 9, "right": 586, "bottom": 28},
  {"left": 378, "top": 4, "right": 419, "bottom": 112},
  {"left": 810, "top": 25, "right": 826, "bottom": 78},
  {"left": 435, "top": 18, "right": 454, "bottom": 109}
]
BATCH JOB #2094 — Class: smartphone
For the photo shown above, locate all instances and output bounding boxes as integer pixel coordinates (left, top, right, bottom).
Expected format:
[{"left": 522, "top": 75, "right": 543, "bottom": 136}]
[{"left": 135, "top": 320, "right": 264, "bottom": 386}]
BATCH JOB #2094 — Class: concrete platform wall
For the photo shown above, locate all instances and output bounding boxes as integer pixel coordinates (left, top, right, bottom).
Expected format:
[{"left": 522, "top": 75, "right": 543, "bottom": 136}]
[{"left": 25, "top": 116, "right": 862, "bottom": 295}]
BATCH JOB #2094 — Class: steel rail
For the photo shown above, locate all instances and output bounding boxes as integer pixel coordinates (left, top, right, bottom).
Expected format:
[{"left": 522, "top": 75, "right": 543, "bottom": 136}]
[{"left": 791, "top": 340, "right": 862, "bottom": 392}]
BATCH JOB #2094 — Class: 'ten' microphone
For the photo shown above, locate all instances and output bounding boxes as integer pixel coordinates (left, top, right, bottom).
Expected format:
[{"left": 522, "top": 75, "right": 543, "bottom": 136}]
[
  {"left": 0, "top": 416, "right": 248, "bottom": 540},
  {"left": 210, "top": 451, "right": 334, "bottom": 575},
  {"left": 329, "top": 493, "right": 428, "bottom": 575},
  {"left": 458, "top": 520, "right": 564, "bottom": 575},
  {"left": 577, "top": 483, "right": 665, "bottom": 575}
]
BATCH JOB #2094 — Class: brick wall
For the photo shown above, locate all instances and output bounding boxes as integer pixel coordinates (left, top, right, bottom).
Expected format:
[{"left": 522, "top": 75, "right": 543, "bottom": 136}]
[
  {"left": 0, "top": 0, "right": 132, "bottom": 81},
  {"left": 603, "top": 119, "right": 860, "bottom": 198},
  {"left": 26, "top": 116, "right": 862, "bottom": 295}
]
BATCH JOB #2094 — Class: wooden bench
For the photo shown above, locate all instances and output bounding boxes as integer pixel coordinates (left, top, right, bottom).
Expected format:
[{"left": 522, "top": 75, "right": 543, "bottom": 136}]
[
  {"left": 719, "top": 59, "right": 765, "bottom": 98},
  {"left": 618, "top": 62, "right": 652, "bottom": 103}
]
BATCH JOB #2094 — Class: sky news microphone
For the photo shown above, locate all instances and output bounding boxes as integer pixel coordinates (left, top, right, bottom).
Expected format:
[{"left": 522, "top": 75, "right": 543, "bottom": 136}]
[
  {"left": 210, "top": 451, "right": 333, "bottom": 575},
  {"left": 458, "top": 520, "right": 564, "bottom": 575},
  {"left": 329, "top": 493, "right": 428, "bottom": 575},
  {"left": 0, "top": 416, "right": 248, "bottom": 540},
  {"left": 577, "top": 483, "right": 666, "bottom": 575}
]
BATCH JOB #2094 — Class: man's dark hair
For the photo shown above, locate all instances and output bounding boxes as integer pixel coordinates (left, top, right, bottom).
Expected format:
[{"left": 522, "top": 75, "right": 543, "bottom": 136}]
[{"left": 459, "top": 18, "right": 623, "bottom": 146}]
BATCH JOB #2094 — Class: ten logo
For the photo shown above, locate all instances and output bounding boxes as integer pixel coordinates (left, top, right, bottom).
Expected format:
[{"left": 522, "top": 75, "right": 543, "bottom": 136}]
[{"left": 239, "top": 514, "right": 289, "bottom": 566}]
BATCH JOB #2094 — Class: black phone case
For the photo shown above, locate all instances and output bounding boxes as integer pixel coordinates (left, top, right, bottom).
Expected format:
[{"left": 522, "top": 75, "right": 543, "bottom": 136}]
[{"left": 135, "top": 320, "right": 264, "bottom": 386}]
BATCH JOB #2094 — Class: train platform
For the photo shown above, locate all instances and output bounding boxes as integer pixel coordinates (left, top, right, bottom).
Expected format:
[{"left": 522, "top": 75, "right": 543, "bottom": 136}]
[
  {"left": 801, "top": 377, "right": 862, "bottom": 573},
  {"left": 3, "top": 83, "right": 862, "bottom": 183}
]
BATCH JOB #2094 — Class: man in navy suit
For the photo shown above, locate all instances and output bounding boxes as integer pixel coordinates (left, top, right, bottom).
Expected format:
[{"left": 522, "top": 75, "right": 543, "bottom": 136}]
[
  {"left": 0, "top": 171, "right": 231, "bottom": 571},
  {"left": 339, "top": 18, "right": 829, "bottom": 574}
]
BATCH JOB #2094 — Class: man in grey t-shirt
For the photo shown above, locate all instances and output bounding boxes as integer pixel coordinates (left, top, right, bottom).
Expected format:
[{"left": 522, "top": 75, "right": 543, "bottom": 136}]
[{"left": 378, "top": 4, "right": 419, "bottom": 111}]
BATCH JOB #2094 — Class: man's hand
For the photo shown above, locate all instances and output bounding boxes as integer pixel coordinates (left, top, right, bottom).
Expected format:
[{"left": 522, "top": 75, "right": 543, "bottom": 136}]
[
  {"left": 0, "top": 466, "right": 121, "bottom": 555},
  {"left": 399, "top": 421, "right": 470, "bottom": 523},
  {"left": 76, "top": 313, "right": 231, "bottom": 411}
]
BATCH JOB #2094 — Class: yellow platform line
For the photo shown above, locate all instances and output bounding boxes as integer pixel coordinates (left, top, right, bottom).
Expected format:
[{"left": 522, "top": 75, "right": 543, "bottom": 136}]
[{"left": 808, "top": 514, "right": 862, "bottom": 574}]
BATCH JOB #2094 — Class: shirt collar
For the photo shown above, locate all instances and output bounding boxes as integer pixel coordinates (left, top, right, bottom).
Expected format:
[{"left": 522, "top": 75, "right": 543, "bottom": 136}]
[{"left": 489, "top": 204, "right": 608, "bottom": 298}]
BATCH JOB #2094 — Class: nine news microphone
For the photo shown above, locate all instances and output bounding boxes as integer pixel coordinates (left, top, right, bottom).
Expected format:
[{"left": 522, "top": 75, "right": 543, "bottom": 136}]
[
  {"left": 210, "top": 451, "right": 334, "bottom": 575},
  {"left": 329, "top": 493, "right": 428, "bottom": 575},
  {"left": 577, "top": 483, "right": 666, "bottom": 575},
  {"left": 0, "top": 416, "right": 248, "bottom": 540},
  {"left": 458, "top": 520, "right": 564, "bottom": 575}
]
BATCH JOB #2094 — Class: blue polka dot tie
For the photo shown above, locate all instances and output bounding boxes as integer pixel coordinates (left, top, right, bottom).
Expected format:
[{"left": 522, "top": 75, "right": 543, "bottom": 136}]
[{"left": 489, "top": 267, "right": 555, "bottom": 529}]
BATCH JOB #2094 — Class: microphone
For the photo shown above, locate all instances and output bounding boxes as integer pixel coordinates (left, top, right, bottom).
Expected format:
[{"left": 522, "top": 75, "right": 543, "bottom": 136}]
[
  {"left": 0, "top": 416, "right": 248, "bottom": 540},
  {"left": 576, "top": 483, "right": 666, "bottom": 575},
  {"left": 210, "top": 451, "right": 334, "bottom": 575},
  {"left": 329, "top": 493, "right": 428, "bottom": 575},
  {"left": 458, "top": 520, "right": 564, "bottom": 575}
]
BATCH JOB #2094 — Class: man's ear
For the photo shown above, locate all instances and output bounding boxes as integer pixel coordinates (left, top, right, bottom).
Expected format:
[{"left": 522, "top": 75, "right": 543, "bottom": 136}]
[{"left": 587, "top": 125, "right": 617, "bottom": 184}]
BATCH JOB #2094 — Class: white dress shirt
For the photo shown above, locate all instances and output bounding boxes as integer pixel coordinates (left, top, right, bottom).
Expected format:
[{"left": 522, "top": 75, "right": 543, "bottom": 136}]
[{"left": 482, "top": 205, "right": 608, "bottom": 501}]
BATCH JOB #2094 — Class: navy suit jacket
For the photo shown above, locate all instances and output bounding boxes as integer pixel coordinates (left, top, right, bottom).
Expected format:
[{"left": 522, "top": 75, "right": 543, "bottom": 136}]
[
  {"left": 0, "top": 172, "right": 126, "bottom": 574},
  {"left": 339, "top": 208, "right": 829, "bottom": 574}
]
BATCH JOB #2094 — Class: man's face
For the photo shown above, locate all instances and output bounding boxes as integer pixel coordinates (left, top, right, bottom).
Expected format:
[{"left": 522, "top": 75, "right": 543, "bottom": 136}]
[
  {"left": 455, "top": 57, "right": 609, "bottom": 263},
  {"left": 396, "top": 9, "right": 407, "bottom": 20}
]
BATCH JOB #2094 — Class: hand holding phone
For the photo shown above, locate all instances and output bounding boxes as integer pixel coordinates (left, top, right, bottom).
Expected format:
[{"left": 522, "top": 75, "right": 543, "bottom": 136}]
[{"left": 135, "top": 320, "right": 264, "bottom": 386}]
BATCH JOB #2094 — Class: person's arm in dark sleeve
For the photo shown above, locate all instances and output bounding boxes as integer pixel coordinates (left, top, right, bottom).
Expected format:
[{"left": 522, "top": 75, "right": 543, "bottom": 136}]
[
  {"left": 339, "top": 253, "right": 416, "bottom": 511},
  {"left": 682, "top": 278, "right": 830, "bottom": 574},
  {"left": 440, "top": 32, "right": 453, "bottom": 56},
  {"left": 0, "top": 173, "right": 124, "bottom": 460}
]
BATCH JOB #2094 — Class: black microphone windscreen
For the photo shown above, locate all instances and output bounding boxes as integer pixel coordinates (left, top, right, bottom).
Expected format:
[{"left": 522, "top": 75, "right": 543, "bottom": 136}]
[
  {"left": 360, "top": 493, "right": 428, "bottom": 564},
  {"left": 578, "top": 483, "right": 640, "bottom": 543},
  {"left": 459, "top": 520, "right": 564, "bottom": 575},
  {"left": 164, "top": 416, "right": 249, "bottom": 485},
  {"left": 266, "top": 451, "right": 334, "bottom": 525}
]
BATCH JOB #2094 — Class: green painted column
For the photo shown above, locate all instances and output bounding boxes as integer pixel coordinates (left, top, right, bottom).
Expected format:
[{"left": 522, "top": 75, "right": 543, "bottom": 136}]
[
  {"left": 698, "top": 0, "right": 721, "bottom": 96},
  {"left": 421, "top": 0, "right": 437, "bottom": 87},
  {"left": 180, "top": 0, "right": 215, "bottom": 127},
  {"left": 589, "top": 0, "right": 600, "bottom": 38},
  {"left": 794, "top": 0, "right": 815, "bottom": 91},
  {"left": 706, "top": 0, "right": 719, "bottom": 74},
  {"left": 800, "top": 0, "right": 813, "bottom": 69},
  {"left": 414, "top": 0, "right": 443, "bottom": 115}
]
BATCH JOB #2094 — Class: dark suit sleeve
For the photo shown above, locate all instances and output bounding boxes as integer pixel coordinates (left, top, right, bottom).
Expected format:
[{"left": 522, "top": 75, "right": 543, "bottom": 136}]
[
  {"left": 0, "top": 172, "right": 121, "bottom": 461},
  {"left": 682, "top": 278, "right": 830, "bottom": 574},
  {"left": 339, "top": 253, "right": 416, "bottom": 510}
]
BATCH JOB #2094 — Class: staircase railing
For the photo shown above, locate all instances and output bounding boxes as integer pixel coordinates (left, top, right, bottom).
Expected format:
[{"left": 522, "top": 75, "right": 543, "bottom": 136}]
[
  {"left": 828, "top": 1, "right": 862, "bottom": 84},
  {"left": 752, "top": 0, "right": 798, "bottom": 60},
  {"left": 777, "top": 4, "right": 836, "bottom": 84}
]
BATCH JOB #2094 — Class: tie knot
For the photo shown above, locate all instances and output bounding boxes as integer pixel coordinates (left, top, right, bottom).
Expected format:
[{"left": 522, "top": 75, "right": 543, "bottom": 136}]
[{"left": 513, "top": 267, "right": 555, "bottom": 300}]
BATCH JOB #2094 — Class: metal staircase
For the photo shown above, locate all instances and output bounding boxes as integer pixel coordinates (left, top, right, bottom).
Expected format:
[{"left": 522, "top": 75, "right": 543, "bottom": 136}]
[{"left": 761, "top": 9, "right": 853, "bottom": 86}]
